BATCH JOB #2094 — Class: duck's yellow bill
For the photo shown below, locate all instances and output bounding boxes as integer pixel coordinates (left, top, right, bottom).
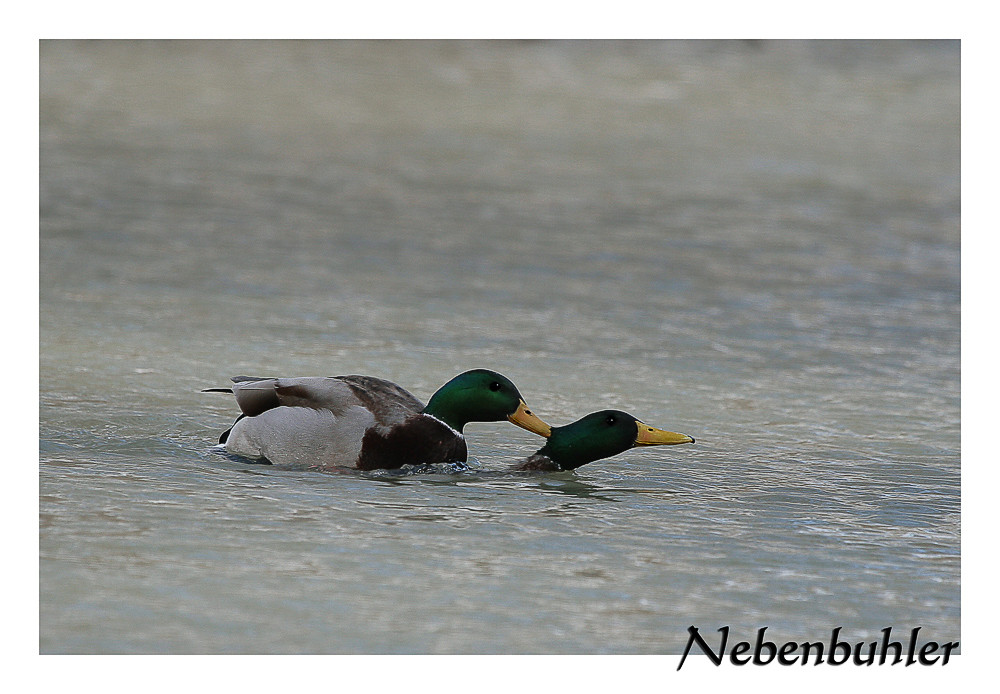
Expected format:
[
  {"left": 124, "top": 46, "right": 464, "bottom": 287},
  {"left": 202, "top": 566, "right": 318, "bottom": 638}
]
[
  {"left": 508, "top": 400, "right": 552, "bottom": 438},
  {"left": 634, "top": 421, "right": 695, "bottom": 445}
]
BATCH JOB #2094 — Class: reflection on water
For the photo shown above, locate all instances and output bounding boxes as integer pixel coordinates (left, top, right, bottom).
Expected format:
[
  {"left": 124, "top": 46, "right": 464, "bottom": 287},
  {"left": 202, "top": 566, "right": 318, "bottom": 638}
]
[
  {"left": 367, "top": 467, "right": 635, "bottom": 502},
  {"left": 40, "top": 40, "right": 959, "bottom": 654}
]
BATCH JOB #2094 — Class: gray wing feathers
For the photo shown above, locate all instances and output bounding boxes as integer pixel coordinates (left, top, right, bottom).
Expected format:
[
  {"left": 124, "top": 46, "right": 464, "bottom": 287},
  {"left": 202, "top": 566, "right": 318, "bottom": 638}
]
[
  {"left": 230, "top": 378, "right": 281, "bottom": 416},
  {"left": 230, "top": 377, "right": 363, "bottom": 417},
  {"left": 337, "top": 375, "right": 425, "bottom": 426}
]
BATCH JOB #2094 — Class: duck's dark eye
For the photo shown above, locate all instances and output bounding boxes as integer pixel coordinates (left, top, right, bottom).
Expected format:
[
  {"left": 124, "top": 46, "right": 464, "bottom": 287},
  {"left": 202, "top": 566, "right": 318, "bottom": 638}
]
[
  {"left": 605, "top": 415, "right": 617, "bottom": 425},
  {"left": 489, "top": 382, "right": 502, "bottom": 392}
]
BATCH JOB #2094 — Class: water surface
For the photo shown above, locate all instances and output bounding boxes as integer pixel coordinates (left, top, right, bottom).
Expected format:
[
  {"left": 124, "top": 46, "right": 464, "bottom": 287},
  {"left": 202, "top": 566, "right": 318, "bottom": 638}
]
[{"left": 39, "top": 40, "right": 959, "bottom": 654}]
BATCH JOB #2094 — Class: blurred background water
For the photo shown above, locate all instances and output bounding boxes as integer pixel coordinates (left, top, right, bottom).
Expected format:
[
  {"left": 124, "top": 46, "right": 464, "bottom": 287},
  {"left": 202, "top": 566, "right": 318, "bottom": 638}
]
[{"left": 39, "top": 40, "right": 959, "bottom": 654}]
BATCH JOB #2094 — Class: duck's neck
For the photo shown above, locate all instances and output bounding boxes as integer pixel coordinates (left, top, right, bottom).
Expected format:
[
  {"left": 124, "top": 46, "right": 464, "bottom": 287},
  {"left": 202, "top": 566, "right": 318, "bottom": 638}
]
[
  {"left": 421, "top": 395, "right": 467, "bottom": 434},
  {"left": 533, "top": 441, "right": 574, "bottom": 469},
  {"left": 532, "top": 437, "right": 600, "bottom": 471}
]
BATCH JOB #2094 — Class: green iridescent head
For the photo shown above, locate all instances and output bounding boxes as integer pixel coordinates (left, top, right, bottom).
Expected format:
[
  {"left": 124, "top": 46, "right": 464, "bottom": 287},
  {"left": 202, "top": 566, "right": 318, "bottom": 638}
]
[
  {"left": 422, "top": 369, "right": 551, "bottom": 436},
  {"left": 537, "top": 410, "right": 695, "bottom": 470}
]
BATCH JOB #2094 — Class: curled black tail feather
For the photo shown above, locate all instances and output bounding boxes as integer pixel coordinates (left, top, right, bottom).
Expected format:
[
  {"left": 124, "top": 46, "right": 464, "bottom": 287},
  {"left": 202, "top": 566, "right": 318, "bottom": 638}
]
[
  {"left": 218, "top": 414, "right": 245, "bottom": 444},
  {"left": 203, "top": 387, "right": 234, "bottom": 393}
]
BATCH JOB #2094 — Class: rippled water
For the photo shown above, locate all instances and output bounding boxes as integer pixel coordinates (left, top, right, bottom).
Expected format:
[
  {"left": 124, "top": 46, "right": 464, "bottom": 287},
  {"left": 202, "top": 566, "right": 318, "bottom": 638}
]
[{"left": 39, "top": 40, "right": 959, "bottom": 654}]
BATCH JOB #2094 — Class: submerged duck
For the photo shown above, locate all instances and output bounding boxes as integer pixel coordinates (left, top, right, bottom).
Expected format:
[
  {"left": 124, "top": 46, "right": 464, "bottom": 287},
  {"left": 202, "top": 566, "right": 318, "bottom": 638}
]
[
  {"left": 207, "top": 369, "right": 551, "bottom": 471},
  {"left": 512, "top": 410, "right": 694, "bottom": 472}
]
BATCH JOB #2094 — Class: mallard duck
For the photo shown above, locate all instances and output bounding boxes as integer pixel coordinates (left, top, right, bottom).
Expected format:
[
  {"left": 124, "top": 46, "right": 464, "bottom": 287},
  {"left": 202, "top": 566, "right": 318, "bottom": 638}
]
[
  {"left": 511, "top": 410, "right": 694, "bottom": 471},
  {"left": 207, "top": 369, "right": 551, "bottom": 470}
]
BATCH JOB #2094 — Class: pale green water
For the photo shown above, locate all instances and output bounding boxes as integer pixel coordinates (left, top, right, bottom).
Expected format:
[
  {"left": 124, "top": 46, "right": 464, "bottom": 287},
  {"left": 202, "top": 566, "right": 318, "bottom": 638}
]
[{"left": 39, "top": 40, "right": 959, "bottom": 654}]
